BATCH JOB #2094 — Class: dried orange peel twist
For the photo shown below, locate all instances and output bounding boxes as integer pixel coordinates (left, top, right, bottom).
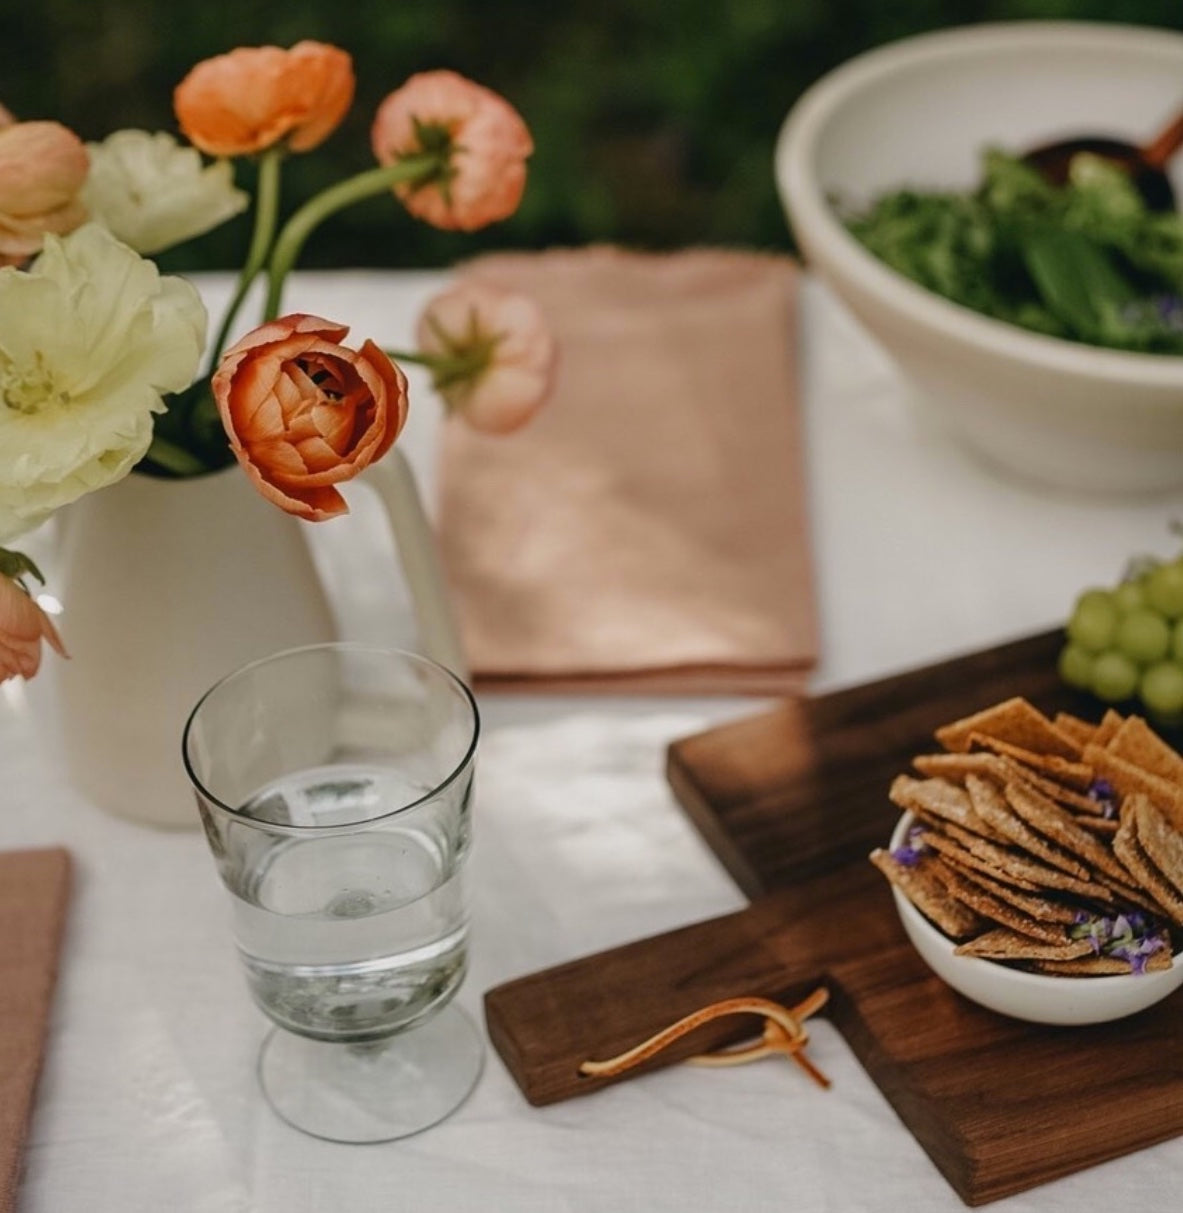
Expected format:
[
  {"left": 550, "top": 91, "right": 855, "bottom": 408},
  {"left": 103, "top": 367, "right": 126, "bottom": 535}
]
[{"left": 578, "top": 988, "right": 831, "bottom": 1090}]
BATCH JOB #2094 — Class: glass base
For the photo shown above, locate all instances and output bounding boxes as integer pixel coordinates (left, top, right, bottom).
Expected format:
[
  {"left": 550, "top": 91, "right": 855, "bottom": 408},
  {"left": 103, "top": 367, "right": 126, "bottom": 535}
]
[{"left": 257, "top": 1004, "right": 485, "bottom": 1143}]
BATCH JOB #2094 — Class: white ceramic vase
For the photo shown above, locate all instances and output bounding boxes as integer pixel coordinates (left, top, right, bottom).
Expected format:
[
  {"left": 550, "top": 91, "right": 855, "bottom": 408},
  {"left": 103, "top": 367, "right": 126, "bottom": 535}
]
[{"left": 51, "top": 450, "right": 464, "bottom": 829}]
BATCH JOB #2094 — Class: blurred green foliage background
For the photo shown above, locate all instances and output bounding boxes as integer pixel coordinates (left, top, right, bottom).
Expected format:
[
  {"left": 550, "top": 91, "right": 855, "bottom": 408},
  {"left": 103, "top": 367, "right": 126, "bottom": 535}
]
[{"left": 2, "top": 0, "right": 1180, "bottom": 271}]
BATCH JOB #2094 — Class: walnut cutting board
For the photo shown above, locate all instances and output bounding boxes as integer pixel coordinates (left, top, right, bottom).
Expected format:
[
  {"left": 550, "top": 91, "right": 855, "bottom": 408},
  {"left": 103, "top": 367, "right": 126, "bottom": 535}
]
[{"left": 482, "top": 631, "right": 1183, "bottom": 1206}]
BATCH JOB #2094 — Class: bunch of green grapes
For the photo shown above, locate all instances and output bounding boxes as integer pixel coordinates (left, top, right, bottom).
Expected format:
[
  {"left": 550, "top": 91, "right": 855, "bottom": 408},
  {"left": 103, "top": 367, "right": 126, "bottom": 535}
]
[{"left": 1060, "top": 560, "right": 1183, "bottom": 719}]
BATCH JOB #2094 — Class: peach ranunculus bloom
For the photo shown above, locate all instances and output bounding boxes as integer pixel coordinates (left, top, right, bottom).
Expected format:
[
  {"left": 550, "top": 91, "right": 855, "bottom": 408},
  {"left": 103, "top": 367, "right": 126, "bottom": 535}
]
[
  {"left": 371, "top": 70, "right": 533, "bottom": 231},
  {"left": 174, "top": 41, "right": 355, "bottom": 158},
  {"left": 0, "top": 102, "right": 15, "bottom": 129},
  {"left": 417, "top": 281, "right": 556, "bottom": 434},
  {"left": 0, "top": 574, "right": 66, "bottom": 682},
  {"left": 212, "top": 314, "right": 408, "bottom": 521},
  {"left": 0, "top": 121, "right": 89, "bottom": 265}
]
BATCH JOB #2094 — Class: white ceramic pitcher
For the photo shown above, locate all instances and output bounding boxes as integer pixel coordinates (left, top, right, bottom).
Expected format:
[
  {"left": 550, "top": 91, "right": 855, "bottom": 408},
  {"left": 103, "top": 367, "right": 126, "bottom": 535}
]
[{"left": 51, "top": 450, "right": 464, "bottom": 828}]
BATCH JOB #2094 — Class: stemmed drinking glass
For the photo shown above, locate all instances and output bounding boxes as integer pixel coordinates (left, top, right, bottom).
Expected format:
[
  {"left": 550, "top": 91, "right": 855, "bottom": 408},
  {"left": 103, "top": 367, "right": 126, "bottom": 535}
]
[{"left": 182, "top": 643, "right": 482, "bottom": 1142}]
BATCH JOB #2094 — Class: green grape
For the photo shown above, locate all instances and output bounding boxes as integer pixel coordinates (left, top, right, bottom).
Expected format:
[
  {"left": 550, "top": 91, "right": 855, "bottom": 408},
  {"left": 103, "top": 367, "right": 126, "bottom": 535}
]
[
  {"left": 1172, "top": 619, "right": 1183, "bottom": 663},
  {"left": 1113, "top": 580, "right": 1145, "bottom": 614},
  {"left": 1144, "top": 562, "right": 1183, "bottom": 619},
  {"left": 1090, "top": 651, "right": 1139, "bottom": 702},
  {"left": 1057, "top": 644, "right": 1094, "bottom": 690},
  {"left": 1066, "top": 589, "right": 1118, "bottom": 653},
  {"left": 1113, "top": 607, "right": 1171, "bottom": 664},
  {"left": 1140, "top": 661, "right": 1183, "bottom": 718}
]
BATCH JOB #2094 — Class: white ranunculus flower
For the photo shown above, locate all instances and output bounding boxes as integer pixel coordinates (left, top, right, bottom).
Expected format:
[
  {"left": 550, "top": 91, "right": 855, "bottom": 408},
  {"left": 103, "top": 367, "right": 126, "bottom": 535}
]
[
  {"left": 0, "top": 223, "right": 207, "bottom": 540},
  {"left": 81, "top": 129, "right": 249, "bottom": 255}
]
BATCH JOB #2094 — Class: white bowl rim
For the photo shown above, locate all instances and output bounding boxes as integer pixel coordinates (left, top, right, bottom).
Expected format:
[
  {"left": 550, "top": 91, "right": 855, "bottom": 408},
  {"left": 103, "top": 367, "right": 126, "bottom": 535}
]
[
  {"left": 776, "top": 20, "right": 1183, "bottom": 391},
  {"left": 888, "top": 810, "right": 1183, "bottom": 987}
]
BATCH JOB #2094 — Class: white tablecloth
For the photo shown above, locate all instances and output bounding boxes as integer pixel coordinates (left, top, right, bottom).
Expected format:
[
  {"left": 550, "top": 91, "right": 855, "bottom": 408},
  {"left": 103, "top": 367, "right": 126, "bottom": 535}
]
[{"left": 4, "top": 270, "right": 1182, "bottom": 1212}]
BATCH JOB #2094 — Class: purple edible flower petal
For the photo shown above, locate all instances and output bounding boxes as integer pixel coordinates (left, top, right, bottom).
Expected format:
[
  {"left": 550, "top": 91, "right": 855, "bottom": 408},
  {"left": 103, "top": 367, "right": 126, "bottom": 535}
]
[
  {"left": 891, "top": 825, "right": 930, "bottom": 867},
  {"left": 891, "top": 844, "right": 925, "bottom": 867},
  {"left": 1087, "top": 778, "right": 1118, "bottom": 818}
]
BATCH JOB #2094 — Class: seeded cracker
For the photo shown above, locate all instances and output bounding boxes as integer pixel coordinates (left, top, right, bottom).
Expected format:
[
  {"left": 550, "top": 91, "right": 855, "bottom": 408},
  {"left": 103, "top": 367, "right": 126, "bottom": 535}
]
[
  {"left": 948, "top": 865, "right": 1079, "bottom": 925},
  {"left": 996, "top": 756, "right": 1104, "bottom": 814},
  {"left": 870, "top": 849, "right": 982, "bottom": 938},
  {"left": 1132, "top": 795, "right": 1183, "bottom": 899},
  {"left": 1112, "top": 810, "right": 1183, "bottom": 926},
  {"left": 1091, "top": 709, "right": 1125, "bottom": 748},
  {"left": 1083, "top": 744, "right": 1183, "bottom": 831},
  {"left": 1001, "top": 780, "right": 1131, "bottom": 887},
  {"left": 889, "top": 774, "right": 1001, "bottom": 839},
  {"left": 955, "top": 928, "right": 1095, "bottom": 962},
  {"left": 943, "top": 816, "right": 1110, "bottom": 899},
  {"left": 935, "top": 697, "right": 1081, "bottom": 760},
  {"left": 926, "top": 835, "right": 1042, "bottom": 893},
  {"left": 1075, "top": 816, "right": 1120, "bottom": 837},
  {"left": 913, "top": 752, "right": 1009, "bottom": 783},
  {"left": 967, "top": 733, "right": 1094, "bottom": 790},
  {"left": 964, "top": 775, "right": 1091, "bottom": 880},
  {"left": 1053, "top": 711, "right": 1100, "bottom": 748},
  {"left": 1107, "top": 716, "right": 1183, "bottom": 787},
  {"left": 935, "top": 863, "right": 1074, "bottom": 943},
  {"left": 1036, "top": 953, "right": 1172, "bottom": 976},
  {"left": 923, "top": 825, "right": 1110, "bottom": 898}
]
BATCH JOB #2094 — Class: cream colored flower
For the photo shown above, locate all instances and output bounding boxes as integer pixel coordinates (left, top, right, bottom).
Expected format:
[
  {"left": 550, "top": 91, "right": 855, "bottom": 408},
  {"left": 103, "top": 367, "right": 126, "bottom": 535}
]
[
  {"left": 0, "top": 224, "right": 206, "bottom": 540},
  {"left": 81, "top": 129, "right": 249, "bottom": 255}
]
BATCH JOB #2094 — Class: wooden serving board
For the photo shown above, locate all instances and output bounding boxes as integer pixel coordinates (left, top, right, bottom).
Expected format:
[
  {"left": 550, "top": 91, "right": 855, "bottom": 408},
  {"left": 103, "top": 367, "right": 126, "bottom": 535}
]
[{"left": 483, "top": 631, "right": 1183, "bottom": 1206}]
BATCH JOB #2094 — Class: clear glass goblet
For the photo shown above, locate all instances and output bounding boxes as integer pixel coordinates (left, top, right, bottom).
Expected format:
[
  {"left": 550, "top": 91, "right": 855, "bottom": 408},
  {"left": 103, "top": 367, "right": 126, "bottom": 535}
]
[{"left": 182, "top": 643, "right": 482, "bottom": 1143}]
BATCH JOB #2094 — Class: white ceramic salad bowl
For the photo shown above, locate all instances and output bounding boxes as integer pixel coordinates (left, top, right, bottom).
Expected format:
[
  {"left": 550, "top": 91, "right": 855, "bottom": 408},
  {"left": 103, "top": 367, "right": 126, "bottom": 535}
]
[{"left": 776, "top": 22, "right": 1183, "bottom": 495}]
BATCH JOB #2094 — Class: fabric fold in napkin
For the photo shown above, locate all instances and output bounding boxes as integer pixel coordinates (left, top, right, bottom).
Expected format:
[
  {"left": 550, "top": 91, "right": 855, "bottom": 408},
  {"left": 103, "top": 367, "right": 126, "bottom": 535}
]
[
  {"left": 437, "top": 246, "right": 817, "bottom": 694},
  {"left": 0, "top": 848, "right": 71, "bottom": 1213}
]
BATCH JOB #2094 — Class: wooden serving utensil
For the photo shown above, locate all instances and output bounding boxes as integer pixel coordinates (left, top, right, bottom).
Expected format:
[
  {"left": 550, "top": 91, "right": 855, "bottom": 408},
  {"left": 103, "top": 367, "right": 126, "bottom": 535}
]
[{"left": 1023, "top": 105, "right": 1183, "bottom": 210}]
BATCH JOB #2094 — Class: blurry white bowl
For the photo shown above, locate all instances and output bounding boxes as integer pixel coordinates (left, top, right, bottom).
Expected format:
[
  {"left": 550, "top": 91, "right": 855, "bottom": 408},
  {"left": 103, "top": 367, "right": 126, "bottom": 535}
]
[
  {"left": 776, "top": 22, "right": 1183, "bottom": 494},
  {"left": 888, "top": 812, "right": 1183, "bottom": 1025}
]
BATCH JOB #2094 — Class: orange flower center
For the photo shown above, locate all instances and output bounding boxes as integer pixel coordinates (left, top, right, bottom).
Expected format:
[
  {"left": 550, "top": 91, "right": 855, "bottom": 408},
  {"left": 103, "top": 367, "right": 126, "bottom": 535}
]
[{"left": 282, "top": 353, "right": 371, "bottom": 456}]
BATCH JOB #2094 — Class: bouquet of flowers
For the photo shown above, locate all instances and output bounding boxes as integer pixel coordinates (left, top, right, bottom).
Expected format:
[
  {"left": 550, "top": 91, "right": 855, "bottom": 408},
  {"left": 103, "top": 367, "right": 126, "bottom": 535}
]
[{"left": 0, "top": 40, "right": 557, "bottom": 683}]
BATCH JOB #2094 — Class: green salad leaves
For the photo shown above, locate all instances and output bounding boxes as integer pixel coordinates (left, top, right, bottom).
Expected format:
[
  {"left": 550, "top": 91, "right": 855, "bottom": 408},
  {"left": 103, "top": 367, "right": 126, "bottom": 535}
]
[{"left": 845, "top": 149, "right": 1183, "bottom": 354}]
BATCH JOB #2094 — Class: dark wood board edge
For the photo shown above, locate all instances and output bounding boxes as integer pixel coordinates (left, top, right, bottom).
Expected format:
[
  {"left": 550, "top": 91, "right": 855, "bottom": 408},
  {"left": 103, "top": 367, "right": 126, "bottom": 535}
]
[
  {"left": 665, "top": 746, "right": 768, "bottom": 901},
  {"left": 482, "top": 894, "right": 825, "bottom": 1107},
  {"left": 665, "top": 629, "right": 1085, "bottom": 900}
]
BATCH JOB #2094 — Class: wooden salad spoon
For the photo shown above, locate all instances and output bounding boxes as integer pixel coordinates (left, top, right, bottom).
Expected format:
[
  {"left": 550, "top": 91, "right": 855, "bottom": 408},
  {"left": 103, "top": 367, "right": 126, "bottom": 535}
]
[{"left": 1023, "top": 105, "right": 1183, "bottom": 211}]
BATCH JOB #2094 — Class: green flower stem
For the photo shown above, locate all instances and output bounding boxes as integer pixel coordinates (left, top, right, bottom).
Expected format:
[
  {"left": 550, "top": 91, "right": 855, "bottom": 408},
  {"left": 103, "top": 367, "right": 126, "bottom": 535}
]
[
  {"left": 383, "top": 348, "right": 487, "bottom": 386},
  {"left": 263, "top": 154, "right": 440, "bottom": 321},
  {"left": 208, "top": 148, "right": 285, "bottom": 367},
  {"left": 143, "top": 434, "right": 210, "bottom": 476}
]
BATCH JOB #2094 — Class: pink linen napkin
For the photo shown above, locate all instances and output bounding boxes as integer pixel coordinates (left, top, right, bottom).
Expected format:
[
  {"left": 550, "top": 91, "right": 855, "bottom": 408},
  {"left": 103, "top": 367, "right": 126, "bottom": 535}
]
[
  {"left": 0, "top": 848, "right": 71, "bottom": 1213},
  {"left": 437, "top": 246, "right": 818, "bottom": 694}
]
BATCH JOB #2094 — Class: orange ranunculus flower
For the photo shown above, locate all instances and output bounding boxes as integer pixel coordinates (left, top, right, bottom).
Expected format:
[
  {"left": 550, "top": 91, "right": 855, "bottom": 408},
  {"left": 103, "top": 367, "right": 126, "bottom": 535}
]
[
  {"left": 174, "top": 41, "right": 355, "bottom": 157},
  {"left": 371, "top": 70, "right": 532, "bottom": 231},
  {"left": 212, "top": 314, "right": 408, "bottom": 521},
  {"left": 0, "top": 121, "right": 89, "bottom": 264},
  {"left": 0, "top": 574, "right": 66, "bottom": 682},
  {"left": 417, "top": 281, "right": 556, "bottom": 434}
]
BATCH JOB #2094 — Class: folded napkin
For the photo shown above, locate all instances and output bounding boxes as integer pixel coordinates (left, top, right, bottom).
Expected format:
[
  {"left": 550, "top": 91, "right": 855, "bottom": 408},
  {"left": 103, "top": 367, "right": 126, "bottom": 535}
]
[
  {"left": 437, "top": 246, "right": 817, "bottom": 693},
  {"left": 0, "top": 849, "right": 71, "bottom": 1213}
]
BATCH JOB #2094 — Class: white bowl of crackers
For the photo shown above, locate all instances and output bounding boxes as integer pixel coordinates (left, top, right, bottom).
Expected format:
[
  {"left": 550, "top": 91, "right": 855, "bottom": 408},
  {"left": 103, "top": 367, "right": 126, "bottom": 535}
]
[{"left": 871, "top": 697, "right": 1183, "bottom": 1025}]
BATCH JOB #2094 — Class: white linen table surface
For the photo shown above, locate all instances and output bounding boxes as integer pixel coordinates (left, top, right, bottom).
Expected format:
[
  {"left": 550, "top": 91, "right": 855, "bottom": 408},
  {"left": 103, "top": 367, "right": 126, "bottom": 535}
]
[{"left": 3, "top": 269, "right": 1182, "bottom": 1212}]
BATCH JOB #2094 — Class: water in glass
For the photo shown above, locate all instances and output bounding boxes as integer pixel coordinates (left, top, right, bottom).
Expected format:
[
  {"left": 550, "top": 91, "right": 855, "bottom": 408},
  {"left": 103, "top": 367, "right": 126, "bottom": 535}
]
[{"left": 224, "top": 763, "right": 469, "bottom": 1042}]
